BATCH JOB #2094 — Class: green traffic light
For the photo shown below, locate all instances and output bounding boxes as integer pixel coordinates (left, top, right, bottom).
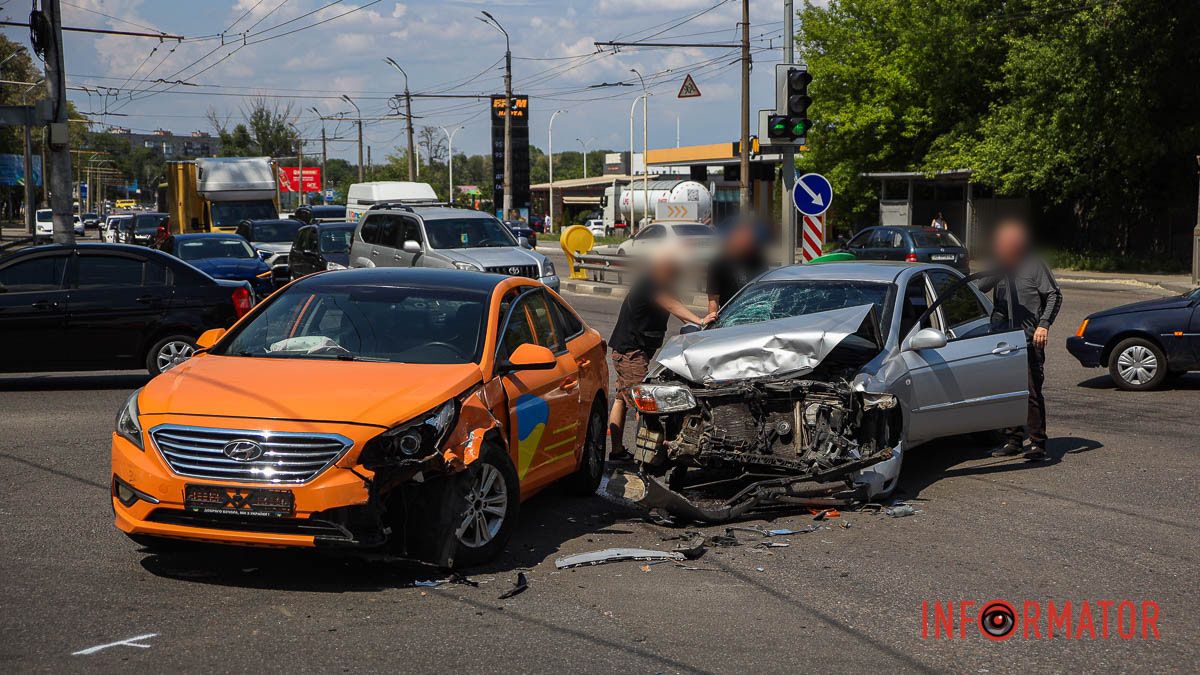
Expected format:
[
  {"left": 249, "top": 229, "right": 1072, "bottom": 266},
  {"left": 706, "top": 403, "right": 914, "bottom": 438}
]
[{"left": 791, "top": 120, "right": 808, "bottom": 135}]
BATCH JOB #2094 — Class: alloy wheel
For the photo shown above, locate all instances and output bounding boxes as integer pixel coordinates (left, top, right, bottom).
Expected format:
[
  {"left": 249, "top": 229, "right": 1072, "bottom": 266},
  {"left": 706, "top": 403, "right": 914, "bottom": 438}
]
[
  {"left": 1116, "top": 345, "right": 1157, "bottom": 385},
  {"left": 455, "top": 463, "right": 508, "bottom": 549},
  {"left": 157, "top": 341, "right": 195, "bottom": 372}
]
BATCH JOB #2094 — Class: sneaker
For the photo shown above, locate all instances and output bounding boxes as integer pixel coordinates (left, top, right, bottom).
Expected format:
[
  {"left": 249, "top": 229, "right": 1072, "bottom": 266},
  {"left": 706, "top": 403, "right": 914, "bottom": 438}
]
[
  {"left": 991, "top": 443, "right": 1023, "bottom": 458},
  {"left": 1024, "top": 449, "right": 1049, "bottom": 461}
]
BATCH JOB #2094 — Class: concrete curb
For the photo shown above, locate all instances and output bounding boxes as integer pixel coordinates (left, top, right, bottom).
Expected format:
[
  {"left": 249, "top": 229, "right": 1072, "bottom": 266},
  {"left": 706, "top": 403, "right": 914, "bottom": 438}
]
[{"left": 1052, "top": 272, "right": 1194, "bottom": 296}]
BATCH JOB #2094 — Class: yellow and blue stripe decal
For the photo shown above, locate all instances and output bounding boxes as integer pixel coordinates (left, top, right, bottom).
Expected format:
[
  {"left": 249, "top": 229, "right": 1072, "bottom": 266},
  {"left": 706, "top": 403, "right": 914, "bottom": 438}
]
[{"left": 514, "top": 394, "right": 549, "bottom": 478}]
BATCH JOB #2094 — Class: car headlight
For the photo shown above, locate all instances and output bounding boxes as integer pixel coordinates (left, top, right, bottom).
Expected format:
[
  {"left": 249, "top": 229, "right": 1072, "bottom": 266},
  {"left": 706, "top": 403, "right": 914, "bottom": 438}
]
[
  {"left": 256, "top": 249, "right": 271, "bottom": 260},
  {"left": 861, "top": 392, "right": 897, "bottom": 410},
  {"left": 115, "top": 389, "right": 144, "bottom": 450},
  {"left": 629, "top": 384, "right": 697, "bottom": 414},
  {"left": 359, "top": 400, "right": 457, "bottom": 469},
  {"left": 453, "top": 261, "right": 483, "bottom": 271},
  {"left": 326, "top": 261, "right": 347, "bottom": 271},
  {"left": 542, "top": 260, "right": 556, "bottom": 277}
]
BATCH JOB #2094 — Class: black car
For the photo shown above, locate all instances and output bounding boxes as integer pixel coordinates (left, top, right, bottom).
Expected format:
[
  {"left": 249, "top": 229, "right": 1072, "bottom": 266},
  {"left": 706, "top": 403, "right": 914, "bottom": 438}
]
[
  {"left": 1067, "top": 287, "right": 1200, "bottom": 390},
  {"left": 0, "top": 243, "right": 254, "bottom": 375},
  {"left": 503, "top": 220, "right": 537, "bottom": 248},
  {"left": 843, "top": 226, "right": 969, "bottom": 273},
  {"left": 128, "top": 212, "right": 170, "bottom": 247},
  {"left": 287, "top": 221, "right": 356, "bottom": 277},
  {"left": 308, "top": 204, "right": 347, "bottom": 222}
]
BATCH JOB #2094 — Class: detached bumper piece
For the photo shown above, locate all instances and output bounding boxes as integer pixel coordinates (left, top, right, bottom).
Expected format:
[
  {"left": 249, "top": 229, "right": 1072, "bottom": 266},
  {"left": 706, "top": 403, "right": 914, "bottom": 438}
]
[{"left": 145, "top": 504, "right": 387, "bottom": 548}]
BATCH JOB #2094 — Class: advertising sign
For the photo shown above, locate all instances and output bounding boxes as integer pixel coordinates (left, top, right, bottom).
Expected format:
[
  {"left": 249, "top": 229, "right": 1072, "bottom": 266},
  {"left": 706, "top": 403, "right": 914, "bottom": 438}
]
[{"left": 278, "top": 166, "right": 322, "bottom": 193}]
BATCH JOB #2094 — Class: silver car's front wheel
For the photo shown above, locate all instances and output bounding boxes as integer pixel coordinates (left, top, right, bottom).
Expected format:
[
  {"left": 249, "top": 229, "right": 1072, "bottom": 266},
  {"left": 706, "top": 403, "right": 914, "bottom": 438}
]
[{"left": 454, "top": 463, "right": 509, "bottom": 549}]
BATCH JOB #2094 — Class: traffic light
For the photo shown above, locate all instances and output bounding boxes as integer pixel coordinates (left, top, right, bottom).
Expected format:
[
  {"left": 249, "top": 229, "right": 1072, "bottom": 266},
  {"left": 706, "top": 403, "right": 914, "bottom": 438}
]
[{"left": 769, "top": 65, "right": 812, "bottom": 145}]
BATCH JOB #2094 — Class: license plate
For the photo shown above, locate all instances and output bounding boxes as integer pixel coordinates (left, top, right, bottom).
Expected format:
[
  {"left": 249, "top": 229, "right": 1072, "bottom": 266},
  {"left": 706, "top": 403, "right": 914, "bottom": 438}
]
[
  {"left": 185, "top": 484, "right": 294, "bottom": 518},
  {"left": 931, "top": 254, "right": 956, "bottom": 261}
]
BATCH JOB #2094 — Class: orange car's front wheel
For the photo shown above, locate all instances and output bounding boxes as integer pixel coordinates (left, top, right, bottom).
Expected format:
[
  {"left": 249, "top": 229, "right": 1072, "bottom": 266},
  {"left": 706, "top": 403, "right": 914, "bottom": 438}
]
[{"left": 426, "top": 443, "right": 519, "bottom": 568}]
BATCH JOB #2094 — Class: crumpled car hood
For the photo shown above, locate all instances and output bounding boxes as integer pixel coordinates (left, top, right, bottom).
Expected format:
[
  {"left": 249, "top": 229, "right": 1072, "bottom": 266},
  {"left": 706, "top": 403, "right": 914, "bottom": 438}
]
[{"left": 651, "top": 304, "right": 875, "bottom": 383}]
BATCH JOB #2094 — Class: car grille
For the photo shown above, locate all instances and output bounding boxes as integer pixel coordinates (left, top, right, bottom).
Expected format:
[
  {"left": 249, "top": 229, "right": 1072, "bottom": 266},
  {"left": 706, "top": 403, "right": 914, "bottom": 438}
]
[
  {"left": 484, "top": 264, "right": 538, "bottom": 279},
  {"left": 149, "top": 425, "right": 352, "bottom": 484}
]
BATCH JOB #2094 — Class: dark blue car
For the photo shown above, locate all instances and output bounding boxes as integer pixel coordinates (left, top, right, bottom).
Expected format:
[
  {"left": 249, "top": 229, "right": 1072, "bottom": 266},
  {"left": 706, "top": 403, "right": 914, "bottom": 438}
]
[
  {"left": 158, "top": 233, "right": 276, "bottom": 297},
  {"left": 1067, "top": 287, "right": 1200, "bottom": 390}
]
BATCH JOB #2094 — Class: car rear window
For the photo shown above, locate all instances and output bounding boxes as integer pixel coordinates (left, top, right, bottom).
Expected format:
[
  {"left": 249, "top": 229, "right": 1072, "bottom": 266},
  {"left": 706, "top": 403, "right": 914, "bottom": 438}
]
[{"left": 910, "top": 229, "right": 962, "bottom": 247}]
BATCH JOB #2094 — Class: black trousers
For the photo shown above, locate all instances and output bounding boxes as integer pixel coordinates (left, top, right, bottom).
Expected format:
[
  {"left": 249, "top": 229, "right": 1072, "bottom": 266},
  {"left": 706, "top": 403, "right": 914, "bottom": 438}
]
[{"left": 1006, "top": 344, "right": 1047, "bottom": 449}]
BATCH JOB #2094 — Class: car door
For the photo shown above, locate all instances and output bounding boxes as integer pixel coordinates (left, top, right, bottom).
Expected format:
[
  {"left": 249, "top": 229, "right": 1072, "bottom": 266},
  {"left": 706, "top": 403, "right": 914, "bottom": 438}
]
[
  {"left": 65, "top": 250, "right": 173, "bottom": 367},
  {"left": 0, "top": 251, "right": 70, "bottom": 372},
  {"left": 289, "top": 226, "right": 315, "bottom": 276},
  {"left": 497, "top": 289, "right": 581, "bottom": 490},
  {"left": 900, "top": 270, "right": 1028, "bottom": 444},
  {"left": 546, "top": 290, "right": 604, "bottom": 426},
  {"left": 877, "top": 228, "right": 907, "bottom": 262},
  {"left": 392, "top": 215, "right": 424, "bottom": 267},
  {"left": 350, "top": 215, "right": 380, "bottom": 268}
]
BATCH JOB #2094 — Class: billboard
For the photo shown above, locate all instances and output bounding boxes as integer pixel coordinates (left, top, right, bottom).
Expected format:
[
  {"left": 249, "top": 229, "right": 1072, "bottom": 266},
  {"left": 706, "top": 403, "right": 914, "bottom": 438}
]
[
  {"left": 277, "top": 166, "right": 322, "bottom": 193},
  {"left": 0, "top": 154, "right": 43, "bottom": 187},
  {"left": 490, "top": 94, "right": 530, "bottom": 219}
]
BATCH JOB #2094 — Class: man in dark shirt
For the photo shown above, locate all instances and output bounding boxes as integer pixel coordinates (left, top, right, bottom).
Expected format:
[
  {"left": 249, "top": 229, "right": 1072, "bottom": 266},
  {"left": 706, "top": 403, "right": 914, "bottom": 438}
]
[
  {"left": 707, "top": 218, "right": 768, "bottom": 315},
  {"left": 609, "top": 254, "right": 714, "bottom": 460},
  {"left": 978, "top": 218, "right": 1063, "bottom": 461}
]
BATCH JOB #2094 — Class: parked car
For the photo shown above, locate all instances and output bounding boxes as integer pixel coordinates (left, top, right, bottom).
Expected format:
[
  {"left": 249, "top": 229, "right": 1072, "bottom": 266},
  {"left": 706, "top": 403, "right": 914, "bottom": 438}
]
[
  {"left": 614, "top": 221, "right": 718, "bottom": 257},
  {"left": 618, "top": 262, "right": 1027, "bottom": 520},
  {"left": 504, "top": 220, "right": 537, "bottom": 248},
  {"left": 288, "top": 221, "right": 356, "bottom": 277},
  {"left": 349, "top": 207, "right": 559, "bottom": 291},
  {"left": 82, "top": 212, "right": 100, "bottom": 229},
  {"left": 528, "top": 215, "right": 545, "bottom": 233},
  {"left": 128, "top": 212, "right": 170, "bottom": 247},
  {"left": 110, "top": 268, "right": 608, "bottom": 566},
  {"left": 158, "top": 233, "right": 276, "bottom": 297},
  {"left": 0, "top": 243, "right": 254, "bottom": 375},
  {"left": 585, "top": 218, "right": 607, "bottom": 237},
  {"left": 308, "top": 204, "right": 347, "bottom": 222},
  {"left": 102, "top": 215, "right": 131, "bottom": 243},
  {"left": 842, "top": 226, "right": 970, "bottom": 273},
  {"left": 115, "top": 216, "right": 138, "bottom": 244},
  {"left": 1067, "top": 287, "right": 1200, "bottom": 390},
  {"left": 234, "top": 218, "right": 305, "bottom": 268},
  {"left": 34, "top": 209, "right": 52, "bottom": 236}
]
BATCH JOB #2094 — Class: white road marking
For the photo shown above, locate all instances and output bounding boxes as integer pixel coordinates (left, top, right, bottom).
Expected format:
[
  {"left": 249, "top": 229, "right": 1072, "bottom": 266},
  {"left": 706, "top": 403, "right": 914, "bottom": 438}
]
[{"left": 72, "top": 633, "right": 158, "bottom": 656}]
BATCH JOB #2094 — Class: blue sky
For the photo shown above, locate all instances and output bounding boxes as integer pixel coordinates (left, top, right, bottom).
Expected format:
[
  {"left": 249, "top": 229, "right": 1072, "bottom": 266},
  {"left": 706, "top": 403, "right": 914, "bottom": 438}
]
[{"left": 6, "top": 0, "right": 807, "bottom": 162}]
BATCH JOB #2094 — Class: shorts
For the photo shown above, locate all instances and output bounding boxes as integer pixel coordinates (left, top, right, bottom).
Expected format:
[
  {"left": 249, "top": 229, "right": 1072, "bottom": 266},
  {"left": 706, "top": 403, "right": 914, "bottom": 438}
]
[{"left": 611, "top": 349, "right": 650, "bottom": 405}]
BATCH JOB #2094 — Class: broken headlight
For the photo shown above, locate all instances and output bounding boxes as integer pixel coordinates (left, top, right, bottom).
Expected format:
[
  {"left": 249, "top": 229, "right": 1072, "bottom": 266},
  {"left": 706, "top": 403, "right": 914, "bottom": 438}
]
[
  {"left": 861, "top": 393, "right": 898, "bottom": 410},
  {"left": 360, "top": 400, "right": 457, "bottom": 469},
  {"left": 115, "top": 388, "right": 144, "bottom": 450},
  {"left": 629, "top": 384, "right": 697, "bottom": 414}
]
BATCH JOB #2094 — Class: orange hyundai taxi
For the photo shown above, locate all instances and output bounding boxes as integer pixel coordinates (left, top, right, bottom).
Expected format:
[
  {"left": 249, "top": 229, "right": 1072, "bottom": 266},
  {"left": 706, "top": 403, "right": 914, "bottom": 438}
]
[{"left": 112, "top": 267, "right": 609, "bottom": 567}]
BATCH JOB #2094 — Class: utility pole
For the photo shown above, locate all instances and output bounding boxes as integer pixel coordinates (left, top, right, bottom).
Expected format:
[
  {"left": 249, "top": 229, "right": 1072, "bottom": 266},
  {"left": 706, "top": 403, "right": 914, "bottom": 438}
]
[
  {"left": 548, "top": 110, "right": 564, "bottom": 232},
  {"left": 310, "top": 107, "right": 329, "bottom": 201},
  {"left": 739, "top": 0, "right": 751, "bottom": 214},
  {"left": 341, "top": 95, "right": 363, "bottom": 182},
  {"left": 781, "top": 0, "right": 797, "bottom": 265},
  {"left": 384, "top": 59, "right": 417, "bottom": 181},
  {"left": 23, "top": 125, "right": 34, "bottom": 234},
  {"left": 479, "top": 12, "right": 513, "bottom": 219},
  {"left": 440, "top": 125, "right": 463, "bottom": 206},
  {"left": 367, "top": 146, "right": 372, "bottom": 181},
  {"left": 42, "top": 0, "right": 73, "bottom": 244},
  {"left": 632, "top": 69, "right": 650, "bottom": 226}
]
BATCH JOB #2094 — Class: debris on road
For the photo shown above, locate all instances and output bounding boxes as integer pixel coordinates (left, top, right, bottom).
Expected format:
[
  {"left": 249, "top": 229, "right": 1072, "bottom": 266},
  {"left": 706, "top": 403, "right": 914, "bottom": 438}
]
[
  {"left": 884, "top": 504, "right": 918, "bottom": 518},
  {"left": 555, "top": 548, "right": 686, "bottom": 569},
  {"left": 498, "top": 572, "right": 528, "bottom": 599}
]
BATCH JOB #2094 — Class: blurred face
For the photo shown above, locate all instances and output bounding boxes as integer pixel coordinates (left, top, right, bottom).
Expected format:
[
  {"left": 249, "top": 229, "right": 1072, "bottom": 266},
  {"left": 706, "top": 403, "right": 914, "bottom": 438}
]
[{"left": 992, "top": 220, "right": 1028, "bottom": 267}]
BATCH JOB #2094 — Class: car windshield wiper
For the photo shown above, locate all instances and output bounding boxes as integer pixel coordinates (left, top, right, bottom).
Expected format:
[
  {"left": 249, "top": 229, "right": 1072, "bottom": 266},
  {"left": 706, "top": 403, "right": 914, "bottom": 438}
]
[{"left": 331, "top": 353, "right": 391, "bottom": 362}]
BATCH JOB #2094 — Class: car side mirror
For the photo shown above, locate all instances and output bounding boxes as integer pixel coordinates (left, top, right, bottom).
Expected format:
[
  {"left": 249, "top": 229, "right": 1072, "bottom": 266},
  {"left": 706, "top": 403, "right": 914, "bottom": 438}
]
[
  {"left": 679, "top": 323, "right": 702, "bottom": 335},
  {"left": 503, "top": 343, "right": 557, "bottom": 372},
  {"left": 904, "top": 327, "right": 948, "bottom": 352},
  {"left": 196, "top": 328, "right": 226, "bottom": 351},
  {"left": 271, "top": 264, "right": 290, "bottom": 284},
  {"left": 402, "top": 239, "right": 422, "bottom": 253},
  {"left": 518, "top": 236, "right": 532, "bottom": 249}
]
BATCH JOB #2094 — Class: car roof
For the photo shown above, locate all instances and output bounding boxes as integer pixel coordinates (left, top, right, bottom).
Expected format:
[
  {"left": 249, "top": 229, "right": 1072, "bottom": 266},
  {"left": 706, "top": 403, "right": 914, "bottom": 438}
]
[
  {"left": 760, "top": 261, "right": 943, "bottom": 284},
  {"left": 314, "top": 221, "right": 356, "bottom": 229},
  {"left": 409, "top": 206, "right": 494, "bottom": 220},
  {"left": 1, "top": 242, "right": 178, "bottom": 262},
  {"left": 290, "top": 267, "right": 508, "bottom": 294},
  {"left": 244, "top": 218, "right": 301, "bottom": 226}
]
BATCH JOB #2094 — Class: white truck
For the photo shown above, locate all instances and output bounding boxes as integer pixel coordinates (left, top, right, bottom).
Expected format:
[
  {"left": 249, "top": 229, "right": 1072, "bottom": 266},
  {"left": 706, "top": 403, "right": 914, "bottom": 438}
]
[
  {"left": 345, "top": 181, "right": 440, "bottom": 221},
  {"left": 603, "top": 179, "right": 713, "bottom": 231}
]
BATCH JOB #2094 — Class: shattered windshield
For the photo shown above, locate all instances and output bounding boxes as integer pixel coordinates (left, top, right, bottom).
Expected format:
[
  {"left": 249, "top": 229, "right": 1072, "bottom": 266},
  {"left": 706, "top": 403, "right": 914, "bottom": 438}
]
[
  {"left": 714, "top": 280, "right": 891, "bottom": 330},
  {"left": 217, "top": 285, "right": 487, "bottom": 364}
]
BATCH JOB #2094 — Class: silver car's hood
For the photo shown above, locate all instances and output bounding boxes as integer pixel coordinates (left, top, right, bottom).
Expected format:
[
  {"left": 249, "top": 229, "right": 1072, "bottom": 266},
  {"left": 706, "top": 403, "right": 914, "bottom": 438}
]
[
  {"left": 439, "top": 246, "right": 545, "bottom": 269},
  {"left": 651, "top": 304, "right": 876, "bottom": 383}
]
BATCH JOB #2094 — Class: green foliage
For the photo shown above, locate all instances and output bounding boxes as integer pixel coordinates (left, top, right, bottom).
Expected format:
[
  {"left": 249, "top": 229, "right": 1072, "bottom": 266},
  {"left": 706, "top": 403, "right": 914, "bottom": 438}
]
[
  {"left": 1043, "top": 248, "right": 1190, "bottom": 275},
  {"left": 207, "top": 98, "right": 299, "bottom": 159}
]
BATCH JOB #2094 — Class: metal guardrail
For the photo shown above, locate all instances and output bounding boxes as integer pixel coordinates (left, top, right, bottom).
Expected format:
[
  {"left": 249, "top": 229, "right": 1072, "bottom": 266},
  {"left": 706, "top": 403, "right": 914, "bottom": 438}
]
[
  {"left": 0, "top": 235, "right": 37, "bottom": 251},
  {"left": 568, "top": 250, "right": 710, "bottom": 292}
]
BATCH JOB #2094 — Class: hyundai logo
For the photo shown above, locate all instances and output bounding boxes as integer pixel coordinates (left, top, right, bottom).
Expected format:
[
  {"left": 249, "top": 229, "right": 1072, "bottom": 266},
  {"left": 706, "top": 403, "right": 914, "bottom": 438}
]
[{"left": 222, "top": 439, "right": 264, "bottom": 462}]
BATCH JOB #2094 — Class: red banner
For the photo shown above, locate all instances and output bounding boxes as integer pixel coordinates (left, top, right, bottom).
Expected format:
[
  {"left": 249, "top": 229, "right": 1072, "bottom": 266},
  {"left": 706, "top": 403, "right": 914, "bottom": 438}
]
[{"left": 278, "top": 166, "right": 322, "bottom": 193}]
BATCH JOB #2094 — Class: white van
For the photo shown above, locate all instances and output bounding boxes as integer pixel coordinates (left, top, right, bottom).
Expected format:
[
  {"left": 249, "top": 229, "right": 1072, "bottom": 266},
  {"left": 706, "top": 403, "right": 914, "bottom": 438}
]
[{"left": 345, "top": 182, "right": 439, "bottom": 222}]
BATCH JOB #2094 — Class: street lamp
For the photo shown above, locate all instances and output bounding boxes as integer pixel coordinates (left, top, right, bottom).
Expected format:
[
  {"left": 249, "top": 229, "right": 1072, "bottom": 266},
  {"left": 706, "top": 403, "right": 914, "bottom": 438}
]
[
  {"left": 310, "top": 107, "right": 328, "bottom": 200},
  {"left": 478, "top": 11, "right": 513, "bottom": 218},
  {"left": 631, "top": 68, "right": 650, "bottom": 226},
  {"left": 628, "top": 93, "right": 647, "bottom": 231},
  {"left": 287, "top": 121, "right": 305, "bottom": 209},
  {"left": 440, "top": 125, "right": 464, "bottom": 206},
  {"left": 340, "top": 94, "right": 363, "bottom": 182},
  {"left": 548, "top": 110, "right": 565, "bottom": 233},
  {"left": 576, "top": 136, "right": 595, "bottom": 179},
  {"left": 384, "top": 57, "right": 417, "bottom": 181}
]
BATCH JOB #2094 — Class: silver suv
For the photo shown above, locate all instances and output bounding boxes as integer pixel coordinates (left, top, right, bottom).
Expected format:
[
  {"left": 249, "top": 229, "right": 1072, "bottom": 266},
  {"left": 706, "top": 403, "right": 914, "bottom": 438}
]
[{"left": 348, "top": 207, "right": 559, "bottom": 291}]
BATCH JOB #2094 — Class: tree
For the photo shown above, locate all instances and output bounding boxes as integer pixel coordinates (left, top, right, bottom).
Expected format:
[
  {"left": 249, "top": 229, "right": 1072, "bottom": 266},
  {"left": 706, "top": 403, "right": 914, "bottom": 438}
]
[
  {"left": 417, "top": 126, "right": 447, "bottom": 164},
  {"left": 207, "top": 98, "right": 299, "bottom": 158}
]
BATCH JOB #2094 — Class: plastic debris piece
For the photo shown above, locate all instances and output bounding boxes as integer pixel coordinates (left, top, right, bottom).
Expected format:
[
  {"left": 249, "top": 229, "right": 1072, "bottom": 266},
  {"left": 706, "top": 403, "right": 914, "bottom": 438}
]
[
  {"left": 555, "top": 548, "right": 686, "bottom": 569},
  {"left": 811, "top": 508, "right": 841, "bottom": 521},
  {"left": 498, "top": 572, "right": 528, "bottom": 599},
  {"left": 756, "top": 567, "right": 765, "bottom": 572},
  {"left": 885, "top": 504, "right": 917, "bottom": 518},
  {"left": 838, "top": 520, "right": 852, "bottom": 529}
]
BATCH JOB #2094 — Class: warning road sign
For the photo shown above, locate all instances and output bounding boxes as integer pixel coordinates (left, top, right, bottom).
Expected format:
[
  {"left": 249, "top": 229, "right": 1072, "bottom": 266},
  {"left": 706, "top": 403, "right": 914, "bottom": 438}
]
[{"left": 677, "top": 74, "right": 701, "bottom": 99}]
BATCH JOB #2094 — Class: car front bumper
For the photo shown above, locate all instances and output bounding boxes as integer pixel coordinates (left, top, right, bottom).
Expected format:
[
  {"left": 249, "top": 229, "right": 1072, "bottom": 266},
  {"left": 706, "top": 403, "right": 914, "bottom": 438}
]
[
  {"left": 111, "top": 416, "right": 381, "bottom": 549},
  {"left": 1066, "top": 336, "right": 1104, "bottom": 367}
]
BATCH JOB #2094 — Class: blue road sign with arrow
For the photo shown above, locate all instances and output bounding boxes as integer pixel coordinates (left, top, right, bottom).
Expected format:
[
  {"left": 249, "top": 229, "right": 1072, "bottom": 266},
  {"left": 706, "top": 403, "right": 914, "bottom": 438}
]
[{"left": 792, "top": 172, "right": 833, "bottom": 216}]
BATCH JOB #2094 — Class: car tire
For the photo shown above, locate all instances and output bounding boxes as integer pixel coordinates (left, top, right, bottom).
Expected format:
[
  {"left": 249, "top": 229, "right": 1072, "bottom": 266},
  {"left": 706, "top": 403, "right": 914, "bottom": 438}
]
[
  {"left": 146, "top": 335, "right": 197, "bottom": 375},
  {"left": 426, "top": 443, "right": 520, "bottom": 569},
  {"left": 1108, "top": 337, "right": 1167, "bottom": 391},
  {"left": 563, "top": 398, "right": 606, "bottom": 497}
]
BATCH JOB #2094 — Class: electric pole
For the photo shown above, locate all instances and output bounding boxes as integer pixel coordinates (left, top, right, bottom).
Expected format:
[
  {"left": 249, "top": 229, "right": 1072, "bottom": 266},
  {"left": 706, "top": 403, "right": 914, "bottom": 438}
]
[
  {"left": 40, "top": 0, "right": 73, "bottom": 244},
  {"left": 384, "top": 58, "right": 419, "bottom": 181},
  {"left": 23, "top": 124, "right": 34, "bottom": 234},
  {"left": 480, "top": 12, "right": 513, "bottom": 218},
  {"left": 341, "top": 95, "right": 363, "bottom": 182},
  {"left": 310, "top": 107, "right": 329, "bottom": 201},
  {"left": 739, "top": 0, "right": 751, "bottom": 214}
]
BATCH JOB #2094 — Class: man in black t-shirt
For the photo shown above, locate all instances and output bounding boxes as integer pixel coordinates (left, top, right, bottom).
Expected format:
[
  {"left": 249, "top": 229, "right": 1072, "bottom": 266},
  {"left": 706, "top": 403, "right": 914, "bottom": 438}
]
[
  {"left": 608, "top": 255, "right": 714, "bottom": 460},
  {"left": 707, "top": 218, "right": 767, "bottom": 315}
]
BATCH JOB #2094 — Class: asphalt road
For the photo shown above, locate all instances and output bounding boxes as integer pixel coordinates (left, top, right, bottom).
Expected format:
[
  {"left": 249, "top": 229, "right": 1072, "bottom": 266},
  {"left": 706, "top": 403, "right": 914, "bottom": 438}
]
[{"left": 1, "top": 281, "right": 1196, "bottom": 672}]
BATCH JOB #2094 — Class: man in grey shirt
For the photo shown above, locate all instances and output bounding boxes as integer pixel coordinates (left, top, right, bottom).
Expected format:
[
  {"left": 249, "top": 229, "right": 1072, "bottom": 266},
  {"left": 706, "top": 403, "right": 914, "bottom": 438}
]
[{"left": 978, "top": 219, "right": 1062, "bottom": 460}]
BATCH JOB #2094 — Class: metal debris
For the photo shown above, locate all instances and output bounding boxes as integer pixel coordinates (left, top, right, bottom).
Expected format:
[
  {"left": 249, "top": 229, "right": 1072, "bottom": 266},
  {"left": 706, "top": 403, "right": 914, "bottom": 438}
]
[
  {"left": 498, "top": 572, "right": 528, "bottom": 599},
  {"left": 554, "top": 548, "right": 686, "bottom": 569}
]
